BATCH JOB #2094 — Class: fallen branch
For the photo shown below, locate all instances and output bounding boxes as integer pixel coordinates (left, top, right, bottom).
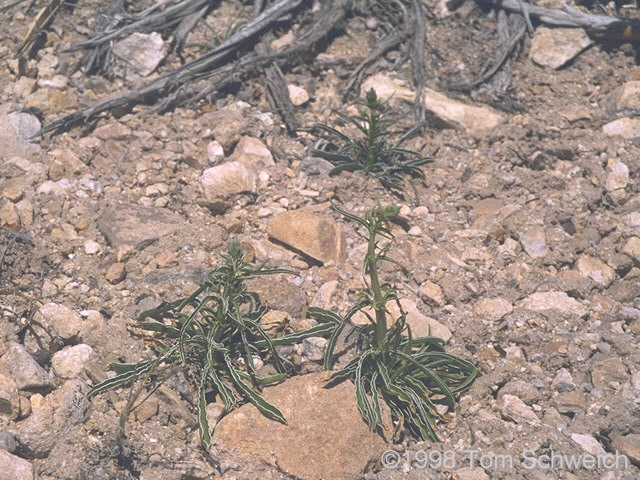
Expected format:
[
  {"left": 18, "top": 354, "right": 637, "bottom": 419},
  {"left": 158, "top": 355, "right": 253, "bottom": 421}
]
[{"left": 483, "top": 0, "right": 640, "bottom": 41}]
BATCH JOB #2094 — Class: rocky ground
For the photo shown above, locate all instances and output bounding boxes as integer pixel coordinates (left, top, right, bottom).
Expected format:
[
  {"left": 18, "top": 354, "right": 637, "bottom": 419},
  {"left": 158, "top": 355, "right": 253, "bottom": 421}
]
[{"left": 1, "top": 0, "right": 640, "bottom": 479}]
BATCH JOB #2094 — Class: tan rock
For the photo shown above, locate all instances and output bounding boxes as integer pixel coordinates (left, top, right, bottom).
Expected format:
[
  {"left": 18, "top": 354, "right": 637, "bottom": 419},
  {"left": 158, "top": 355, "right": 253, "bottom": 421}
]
[
  {"left": 602, "top": 80, "right": 640, "bottom": 115},
  {"left": 213, "top": 372, "right": 391, "bottom": 480},
  {"left": 529, "top": 27, "right": 592, "bottom": 69},
  {"left": 622, "top": 237, "right": 640, "bottom": 264},
  {"left": 0, "top": 201, "right": 21, "bottom": 231},
  {"left": 419, "top": 281, "right": 445, "bottom": 307},
  {"left": 105, "top": 262, "right": 126, "bottom": 284},
  {"left": 228, "top": 136, "right": 275, "bottom": 169},
  {"left": 575, "top": 255, "right": 615, "bottom": 287},
  {"left": 602, "top": 118, "right": 640, "bottom": 139},
  {"left": 474, "top": 297, "right": 513, "bottom": 321},
  {"left": 200, "top": 161, "right": 256, "bottom": 204},
  {"left": 519, "top": 291, "right": 587, "bottom": 317},
  {"left": 612, "top": 434, "right": 640, "bottom": 466},
  {"left": 287, "top": 84, "right": 310, "bottom": 106},
  {"left": 267, "top": 206, "right": 346, "bottom": 264}
]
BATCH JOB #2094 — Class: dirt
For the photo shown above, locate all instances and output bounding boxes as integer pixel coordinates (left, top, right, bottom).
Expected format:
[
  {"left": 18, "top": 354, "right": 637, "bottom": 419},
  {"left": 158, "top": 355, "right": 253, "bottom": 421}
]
[{"left": 1, "top": 0, "right": 640, "bottom": 479}]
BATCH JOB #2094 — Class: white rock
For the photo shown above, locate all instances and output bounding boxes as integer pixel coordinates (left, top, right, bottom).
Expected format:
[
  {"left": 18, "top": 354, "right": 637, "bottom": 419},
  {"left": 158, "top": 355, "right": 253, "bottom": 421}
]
[
  {"left": 575, "top": 255, "right": 615, "bottom": 287},
  {"left": 519, "top": 291, "right": 588, "bottom": 317},
  {"left": 519, "top": 227, "right": 548, "bottom": 259},
  {"left": 500, "top": 394, "right": 539, "bottom": 424},
  {"left": 200, "top": 161, "right": 257, "bottom": 201},
  {"left": 113, "top": 32, "right": 167, "bottom": 78},
  {"left": 570, "top": 433, "right": 606, "bottom": 456},
  {"left": 206, "top": 140, "right": 224, "bottom": 164},
  {"left": 83, "top": 239, "right": 102, "bottom": 255},
  {"left": 51, "top": 344, "right": 95, "bottom": 380},
  {"left": 37, "top": 303, "right": 84, "bottom": 340},
  {"left": 602, "top": 118, "right": 640, "bottom": 139}
]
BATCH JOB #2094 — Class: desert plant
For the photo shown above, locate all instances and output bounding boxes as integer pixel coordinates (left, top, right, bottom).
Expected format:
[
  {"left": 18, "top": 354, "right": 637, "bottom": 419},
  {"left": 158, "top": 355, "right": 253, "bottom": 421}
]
[
  {"left": 309, "top": 203, "right": 478, "bottom": 441},
  {"left": 312, "top": 88, "right": 433, "bottom": 192},
  {"left": 88, "top": 239, "right": 339, "bottom": 448}
]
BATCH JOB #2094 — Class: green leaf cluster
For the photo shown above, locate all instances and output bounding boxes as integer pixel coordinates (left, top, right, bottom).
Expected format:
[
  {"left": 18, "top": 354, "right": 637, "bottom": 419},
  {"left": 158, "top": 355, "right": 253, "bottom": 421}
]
[
  {"left": 87, "top": 239, "right": 339, "bottom": 448},
  {"left": 313, "top": 88, "right": 433, "bottom": 192},
  {"left": 309, "top": 203, "right": 479, "bottom": 441}
]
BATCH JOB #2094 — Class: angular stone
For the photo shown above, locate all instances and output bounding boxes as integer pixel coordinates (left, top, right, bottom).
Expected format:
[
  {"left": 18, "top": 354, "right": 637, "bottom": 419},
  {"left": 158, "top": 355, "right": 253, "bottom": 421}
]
[
  {"left": 228, "top": 136, "right": 275, "bottom": 169},
  {"left": 518, "top": 227, "right": 548, "bottom": 259},
  {"left": 200, "top": 161, "right": 257, "bottom": 202},
  {"left": 0, "top": 103, "right": 41, "bottom": 160},
  {"left": 500, "top": 394, "right": 539, "bottom": 425},
  {"left": 93, "top": 122, "right": 132, "bottom": 140},
  {"left": 551, "top": 368, "right": 575, "bottom": 392},
  {"left": 113, "top": 32, "right": 166, "bottom": 78},
  {"left": 0, "top": 343, "right": 55, "bottom": 391},
  {"left": 552, "top": 391, "right": 588, "bottom": 413},
  {"left": 606, "top": 158, "right": 629, "bottom": 191},
  {"left": 0, "top": 450, "right": 33, "bottom": 480},
  {"left": 213, "top": 372, "right": 391, "bottom": 480},
  {"left": 570, "top": 433, "right": 606, "bottom": 456},
  {"left": 105, "top": 262, "right": 126, "bottom": 284},
  {"left": 612, "top": 434, "right": 640, "bottom": 466},
  {"left": 473, "top": 297, "right": 513, "bottom": 321},
  {"left": 519, "top": 291, "right": 588, "bottom": 317},
  {"left": 37, "top": 303, "right": 84, "bottom": 340},
  {"left": 361, "top": 73, "right": 505, "bottom": 135},
  {"left": 206, "top": 140, "right": 224, "bottom": 164},
  {"left": 0, "top": 201, "right": 21, "bottom": 231},
  {"left": 16, "top": 379, "right": 89, "bottom": 457},
  {"left": 622, "top": 237, "right": 640, "bottom": 264},
  {"left": 288, "top": 84, "right": 309, "bottom": 106},
  {"left": 602, "top": 80, "right": 640, "bottom": 115},
  {"left": 497, "top": 380, "right": 539, "bottom": 405},
  {"left": 51, "top": 344, "right": 96, "bottom": 380},
  {"left": 419, "top": 281, "right": 445, "bottom": 307},
  {"left": 97, "top": 204, "right": 185, "bottom": 248},
  {"left": 602, "top": 118, "right": 640, "bottom": 139},
  {"left": 529, "top": 27, "right": 592, "bottom": 69},
  {"left": 267, "top": 206, "right": 346, "bottom": 264},
  {"left": 591, "top": 357, "right": 628, "bottom": 391},
  {"left": 575, "top": 255, "right": 615, "bottom": 287},
  {"left": 199, "top": 108, "right": 249, "bottom": 150}
]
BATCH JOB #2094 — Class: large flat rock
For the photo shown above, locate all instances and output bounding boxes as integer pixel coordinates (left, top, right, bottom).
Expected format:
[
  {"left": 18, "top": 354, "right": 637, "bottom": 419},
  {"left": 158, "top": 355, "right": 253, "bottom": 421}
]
[
  {"left": 213, "top": 372, "right": 391, "bottom": 480},
  {"left": 97, "top": 204, "right": 186, "bottom": 248}
]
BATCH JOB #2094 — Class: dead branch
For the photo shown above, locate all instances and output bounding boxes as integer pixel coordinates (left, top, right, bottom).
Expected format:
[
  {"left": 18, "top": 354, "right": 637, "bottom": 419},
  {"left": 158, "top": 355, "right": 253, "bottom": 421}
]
[{"left": 484, "top": 0, "right": 640, "bottom": 40}]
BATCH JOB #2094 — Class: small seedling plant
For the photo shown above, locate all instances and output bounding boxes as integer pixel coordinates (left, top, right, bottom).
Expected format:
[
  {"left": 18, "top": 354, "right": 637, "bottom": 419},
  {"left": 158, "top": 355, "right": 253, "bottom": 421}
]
[
  {"left": 88, "top": 240, "right": 339, "bottom": 448},
  {"left": 309, "top": 203, "right": 478, "bottom": 441},
  {"left": 313, "top": 88, "right": 433, "bottom": 192}
]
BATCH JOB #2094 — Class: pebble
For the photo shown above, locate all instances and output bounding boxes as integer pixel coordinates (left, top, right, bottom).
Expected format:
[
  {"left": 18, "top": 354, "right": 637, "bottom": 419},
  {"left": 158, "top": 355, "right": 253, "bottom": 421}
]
[
  {"left": 419, "top": 281, "right": 445, "bottom": 307},
  {"left": 500, "top": 394, "right": 539, "bottom": 425},
  {"left": 287, "top": 84, "right": 310, "bottom": 106},
  {"left": 83, "top": 239, "right": 102, "bottom": 255},
  {"left": 551, "top": 368, "right": 575, "bottom": 392},
  {"left": 518, "top": 227, "right": 548, "bottom": 259},
  {"left": 519, "top": 291, "right": 588, "bottom": 317},
  {"left": 206, "top": 140, "right": 224, "bottom": 164},
  {"left": 228, "top": 136, "right": 275, "bottom": 169},
  {"left": 112, "top": 32, "right": 167, "bottom": 79}
]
